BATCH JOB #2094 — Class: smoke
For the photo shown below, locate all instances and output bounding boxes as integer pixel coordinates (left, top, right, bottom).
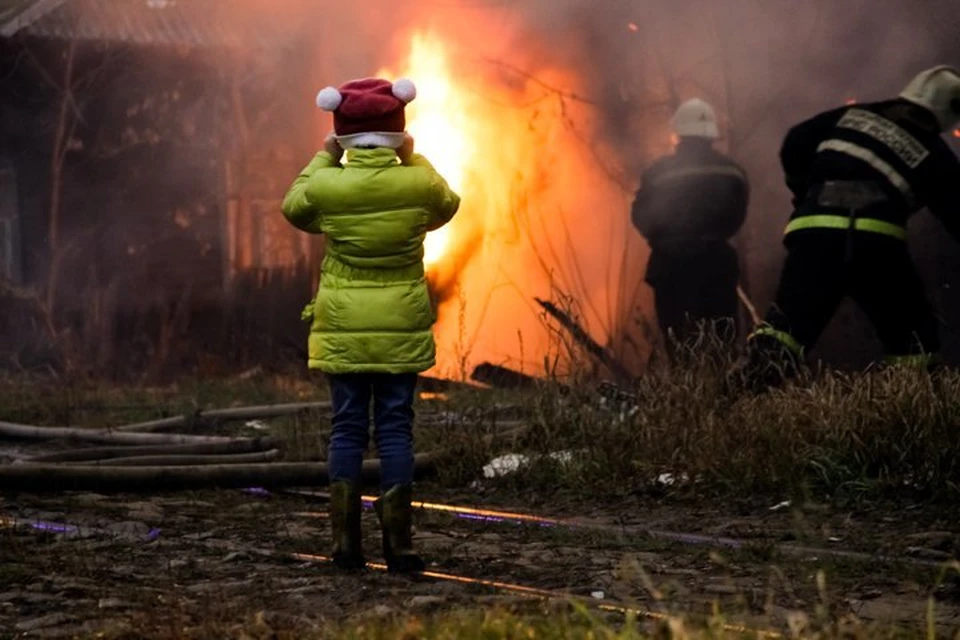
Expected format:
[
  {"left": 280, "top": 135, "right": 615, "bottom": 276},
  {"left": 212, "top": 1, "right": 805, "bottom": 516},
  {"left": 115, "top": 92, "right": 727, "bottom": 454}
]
[{"left": 491, "top": 0, "right": 960, "bottom": 357}]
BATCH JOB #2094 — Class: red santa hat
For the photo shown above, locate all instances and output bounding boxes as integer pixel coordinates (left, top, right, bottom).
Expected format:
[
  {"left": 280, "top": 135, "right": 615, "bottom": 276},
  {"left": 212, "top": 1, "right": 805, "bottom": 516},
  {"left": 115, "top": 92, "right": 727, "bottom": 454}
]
[{"left": 316, "top": 77, "right": 417, "bottom": 149}]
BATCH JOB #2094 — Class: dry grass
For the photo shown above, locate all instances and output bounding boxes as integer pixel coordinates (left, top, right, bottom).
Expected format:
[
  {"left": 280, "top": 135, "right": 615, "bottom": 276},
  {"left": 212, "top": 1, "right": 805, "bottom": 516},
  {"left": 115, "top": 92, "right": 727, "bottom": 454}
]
[
  {"left": 427, "top": 333, "right": 960, "bottom": 504},
  {"left": 0, "top": 370, "right": 324, "bottom": 426},
  {"left": 322, "top": 607, "right": 936, "bottom": 640},
  {"left": 82, "top": 602, "right": 943, "bottom": 640},
  {"left": 4, "top": 337, "right": 959, "bottom": 502}
]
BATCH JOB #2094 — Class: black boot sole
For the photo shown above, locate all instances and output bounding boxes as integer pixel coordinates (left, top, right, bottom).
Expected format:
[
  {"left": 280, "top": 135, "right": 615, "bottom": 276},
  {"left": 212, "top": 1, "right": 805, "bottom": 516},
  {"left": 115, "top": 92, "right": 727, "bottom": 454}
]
[
  {"left": 332, "top": 553, "right": 367, "bottom": 571},
  {"left": 384, "top": 555, "right": 425, "bottom": 574}
]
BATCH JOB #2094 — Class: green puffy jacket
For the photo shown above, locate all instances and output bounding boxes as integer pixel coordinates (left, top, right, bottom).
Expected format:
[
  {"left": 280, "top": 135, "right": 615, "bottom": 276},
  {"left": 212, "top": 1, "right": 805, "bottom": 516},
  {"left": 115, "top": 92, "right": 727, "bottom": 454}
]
[{"left": 281, "top": 147, "right": 460, "bottom": 374}]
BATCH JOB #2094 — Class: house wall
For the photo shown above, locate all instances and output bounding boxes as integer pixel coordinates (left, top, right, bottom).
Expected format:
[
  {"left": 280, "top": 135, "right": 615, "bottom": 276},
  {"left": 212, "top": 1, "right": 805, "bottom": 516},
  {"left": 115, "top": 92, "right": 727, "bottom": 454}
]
[{"left": 0, "top": 34, "right": 320, "bottom": 376}]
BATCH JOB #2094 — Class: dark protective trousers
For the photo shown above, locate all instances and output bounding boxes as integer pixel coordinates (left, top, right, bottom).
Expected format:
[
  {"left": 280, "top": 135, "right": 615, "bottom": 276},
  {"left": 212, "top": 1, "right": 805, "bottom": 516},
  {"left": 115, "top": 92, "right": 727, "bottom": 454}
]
[
  {"left": 648, "top": 241, "right": 740, "bottom": 344},
  {"left": 760, "top": 230, "right": 939, "bottom": 358}
]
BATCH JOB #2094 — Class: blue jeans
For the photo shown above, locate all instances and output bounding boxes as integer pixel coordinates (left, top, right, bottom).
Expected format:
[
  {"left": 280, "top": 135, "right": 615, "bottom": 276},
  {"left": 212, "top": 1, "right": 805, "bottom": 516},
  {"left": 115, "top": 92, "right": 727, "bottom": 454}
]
[{"left": 328, "top": 373, "right": 418, "bottom": 489}]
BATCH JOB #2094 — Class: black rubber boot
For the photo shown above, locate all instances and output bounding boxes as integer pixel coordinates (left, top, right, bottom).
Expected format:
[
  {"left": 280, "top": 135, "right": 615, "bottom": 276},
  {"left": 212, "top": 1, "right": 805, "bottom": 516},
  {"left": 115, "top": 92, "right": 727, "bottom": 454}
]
[
  {"left": 329, "top": 480, "right": 365, "bottom": 571},
  {"left": 374, "top": 484, "right": 425, "bottom": 573},
  {"left": 730, "top": 333, "right": 803, "bottom": 394}
]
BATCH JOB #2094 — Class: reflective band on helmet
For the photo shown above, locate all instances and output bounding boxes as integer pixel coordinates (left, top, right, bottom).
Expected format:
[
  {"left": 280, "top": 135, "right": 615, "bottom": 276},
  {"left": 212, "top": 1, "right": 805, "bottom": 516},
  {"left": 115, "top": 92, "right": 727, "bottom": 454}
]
[
  {"left": 749, "top": 325, "right": 804, "bottom": 356},
  {"left": 883, "top": 353, "right": 938, "bottom": 368},
  {"left": 784, "top": 215, "right": 907, "bottom": 240},
  {"left": 816, "top": 139, "right": 919, "bottom": 208}
]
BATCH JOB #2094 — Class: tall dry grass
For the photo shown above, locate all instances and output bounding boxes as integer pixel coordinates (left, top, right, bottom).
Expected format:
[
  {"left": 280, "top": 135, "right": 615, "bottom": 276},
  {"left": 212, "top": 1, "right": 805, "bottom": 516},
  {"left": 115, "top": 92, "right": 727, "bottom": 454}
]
[{"left": 433, "top": 328, "right": 960, "bottom": 503}]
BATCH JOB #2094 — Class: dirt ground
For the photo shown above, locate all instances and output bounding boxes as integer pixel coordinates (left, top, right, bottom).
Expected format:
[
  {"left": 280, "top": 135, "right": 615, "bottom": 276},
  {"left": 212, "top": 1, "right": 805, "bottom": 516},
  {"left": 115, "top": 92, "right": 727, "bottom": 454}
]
[
  {"left": 2, "top": 374, "right": 960, "bottom": 638},
  {"left": 3, "top": 474, "right": 959, "bottom": 638}
]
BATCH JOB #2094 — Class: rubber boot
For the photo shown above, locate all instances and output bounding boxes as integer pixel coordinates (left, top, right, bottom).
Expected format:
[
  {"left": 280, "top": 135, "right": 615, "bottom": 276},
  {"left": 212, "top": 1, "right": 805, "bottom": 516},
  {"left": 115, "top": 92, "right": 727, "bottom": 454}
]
[
  {"left": 730, "top": 333, "right": 802, "bottom": 394},
  {"left": 373, "top": 484, "right": 425, "bottom": 573},
  {"left": 329, "top": 480, "right": 365, "bottom": 570}
]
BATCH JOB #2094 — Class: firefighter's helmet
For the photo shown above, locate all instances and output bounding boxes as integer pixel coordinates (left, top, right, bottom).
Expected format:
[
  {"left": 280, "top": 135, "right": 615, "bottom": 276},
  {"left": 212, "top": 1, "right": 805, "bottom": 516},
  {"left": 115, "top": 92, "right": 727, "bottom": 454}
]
[
  {"left": 900, "top": 66, "right": 960, "bottom": 131},
  {"left": 671, "top": 98, "right": 719, "bottom": 139}
]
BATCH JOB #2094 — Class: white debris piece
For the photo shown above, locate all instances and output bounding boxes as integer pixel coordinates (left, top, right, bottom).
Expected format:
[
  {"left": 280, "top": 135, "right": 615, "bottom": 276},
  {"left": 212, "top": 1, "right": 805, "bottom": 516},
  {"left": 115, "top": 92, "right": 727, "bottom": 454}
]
[
  {"left": 483, "top": 454, "right": 529, "bottom": 478},
  {"left": 656, "top": 473, "right": 689, "bottom": 486},
  {"left": 245, "top": 420, "right": 269, "bottom": 431},
  {"left": 547, "top": 450, "right": 575, "bottom": 464},
  {"left": 769, "top": 500, "right": 792, "bottom": 512},
  {"left": 481, "top": 451, "right": 577, "bottom": 478},
  {"left": 591, "top": 590, "right": 605, "bottom": 600}
]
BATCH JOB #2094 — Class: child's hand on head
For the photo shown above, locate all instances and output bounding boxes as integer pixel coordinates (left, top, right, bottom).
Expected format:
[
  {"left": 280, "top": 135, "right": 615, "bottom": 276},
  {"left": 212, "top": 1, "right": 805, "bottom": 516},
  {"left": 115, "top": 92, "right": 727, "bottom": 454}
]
[
  {"left": 397, "top": 133, "right": 414, "bottom": 164},
  {"left": 324, "top": 133, "right": 344, "bottom": 162}
]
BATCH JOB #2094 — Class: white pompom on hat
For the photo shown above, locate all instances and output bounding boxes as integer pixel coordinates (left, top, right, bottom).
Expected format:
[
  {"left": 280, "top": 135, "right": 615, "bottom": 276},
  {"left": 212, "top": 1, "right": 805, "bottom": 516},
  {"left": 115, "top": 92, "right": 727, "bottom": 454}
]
[
  {"left": 316, "top": 86, "right": 343, "bottom": 111},
  {"left": 391, "top": 78, "right": 417, "bottom": 103}
]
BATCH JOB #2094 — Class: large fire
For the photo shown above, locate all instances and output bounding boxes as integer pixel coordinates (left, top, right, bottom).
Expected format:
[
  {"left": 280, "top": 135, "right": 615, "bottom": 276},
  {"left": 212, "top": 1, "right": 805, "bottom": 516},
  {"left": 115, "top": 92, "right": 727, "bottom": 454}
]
[
  {"left": 390, "top": 36, "right": 467, "bottom": 267},
  {"left": 374, "top": 29, "right": 645, "bottom": 379},
  {"left": 378, "top": 34, "right": 468, "bottom": 269}
]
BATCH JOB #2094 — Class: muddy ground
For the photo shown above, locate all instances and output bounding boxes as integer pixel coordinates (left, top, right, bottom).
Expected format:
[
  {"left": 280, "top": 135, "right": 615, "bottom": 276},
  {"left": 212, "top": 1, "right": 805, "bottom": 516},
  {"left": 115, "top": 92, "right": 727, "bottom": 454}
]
[
  {"left": 2, "top": 376, "right": 960, "bottom": 638},
  {"left": 3, "top": 476, "right": 960, "bottom": 638}
]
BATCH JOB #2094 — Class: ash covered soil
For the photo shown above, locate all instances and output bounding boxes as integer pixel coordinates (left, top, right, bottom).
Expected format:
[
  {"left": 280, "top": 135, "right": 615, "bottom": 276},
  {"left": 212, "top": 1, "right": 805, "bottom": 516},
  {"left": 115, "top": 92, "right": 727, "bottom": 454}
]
[{"left": 2, "top": 485, "right": 959, "bottom": 638}]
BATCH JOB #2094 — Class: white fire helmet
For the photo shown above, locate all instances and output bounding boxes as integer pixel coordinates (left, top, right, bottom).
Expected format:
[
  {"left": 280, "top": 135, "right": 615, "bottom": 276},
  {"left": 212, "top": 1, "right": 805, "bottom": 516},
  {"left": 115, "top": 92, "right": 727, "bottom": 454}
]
[
  {"left": 899, "top": 65, "right": 960, "bottom": 131},
  {"left": 671, "top": 98, "right": 719, "bottom": 139}
]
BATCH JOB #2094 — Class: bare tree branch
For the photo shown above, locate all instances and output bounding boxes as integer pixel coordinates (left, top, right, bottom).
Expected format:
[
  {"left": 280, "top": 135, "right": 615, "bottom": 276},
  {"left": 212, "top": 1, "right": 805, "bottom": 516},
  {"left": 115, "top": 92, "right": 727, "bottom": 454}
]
[{"left": 479, "top": 56, "right": 598, "bottom": 106}]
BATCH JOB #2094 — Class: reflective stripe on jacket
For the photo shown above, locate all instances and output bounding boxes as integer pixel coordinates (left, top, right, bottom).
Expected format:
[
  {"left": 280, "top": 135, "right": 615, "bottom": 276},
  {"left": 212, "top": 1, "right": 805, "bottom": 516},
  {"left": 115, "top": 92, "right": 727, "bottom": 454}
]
[{"left": 779, "top": 99, "right": 960, "bottom": 241}]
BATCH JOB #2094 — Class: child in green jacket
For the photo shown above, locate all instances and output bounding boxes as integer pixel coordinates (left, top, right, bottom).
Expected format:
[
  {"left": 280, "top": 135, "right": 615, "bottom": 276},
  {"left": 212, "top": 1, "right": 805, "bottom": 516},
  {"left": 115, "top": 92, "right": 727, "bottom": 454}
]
[{"left": 281, "top": 77, "right": 460, "bottom": 572}]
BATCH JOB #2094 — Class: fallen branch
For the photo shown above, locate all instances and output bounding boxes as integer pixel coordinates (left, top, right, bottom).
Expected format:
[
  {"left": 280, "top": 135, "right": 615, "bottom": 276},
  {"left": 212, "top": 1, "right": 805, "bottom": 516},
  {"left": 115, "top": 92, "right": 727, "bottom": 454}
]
[
  {"left": 0, "top": 456, "right": 437, "bottom": 493},
  {"left": 114, "top": 401, "right": 333, "bottom": 433},
  {"left": 471, "top": 363, "right": 541, "bottom": 390},
  {"left": 0, "top": 421, "right": 236, "bottom": 446},
  {"left": 21, "top": 437, "right": 280, "bottom": 464},
  {"left": 534, "top": 298, "right": 633, "bottom": 384},
  {"left": 0, "top": 424, "right": 531, "bottom": 493},
  {"left": 61, "top": 449, "right": 281, "bottom": 467}
]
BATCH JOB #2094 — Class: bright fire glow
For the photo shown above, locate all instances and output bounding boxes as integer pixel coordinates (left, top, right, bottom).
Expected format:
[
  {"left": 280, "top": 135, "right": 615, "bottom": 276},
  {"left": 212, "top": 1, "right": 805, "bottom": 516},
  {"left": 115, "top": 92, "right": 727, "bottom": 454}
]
[
  {"left": 371, "top": 28, "right": 644, "bottom": 379},
  {"left": 379, "top": 35, "right": 471, "bottom": 268}
]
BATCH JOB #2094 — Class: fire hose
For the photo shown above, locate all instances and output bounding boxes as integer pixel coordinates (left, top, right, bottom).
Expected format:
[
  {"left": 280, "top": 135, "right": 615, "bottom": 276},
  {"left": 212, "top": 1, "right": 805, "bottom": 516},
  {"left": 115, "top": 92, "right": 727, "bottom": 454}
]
[
  {"left": 278, "top": 489, "right": 945, "bottom": 570},
  {"left": 737, "top": 284, "right": 762, "bottom": 327}
]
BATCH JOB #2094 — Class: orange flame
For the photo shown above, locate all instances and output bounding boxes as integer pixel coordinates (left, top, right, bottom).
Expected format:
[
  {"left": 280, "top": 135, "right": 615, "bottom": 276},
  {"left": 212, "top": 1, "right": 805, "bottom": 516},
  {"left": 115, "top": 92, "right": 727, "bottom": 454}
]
[
  {"left": 379, "top": 34, "right": 469, "bottom": 269},
  {"left": 376, "top": 29, "right": 644, "bottom": 378}
]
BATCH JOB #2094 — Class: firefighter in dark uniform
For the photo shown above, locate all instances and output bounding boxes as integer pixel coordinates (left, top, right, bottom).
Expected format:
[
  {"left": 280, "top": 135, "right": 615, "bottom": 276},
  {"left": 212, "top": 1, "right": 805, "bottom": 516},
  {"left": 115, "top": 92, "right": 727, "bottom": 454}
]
[
  {"left": 746, "top": 66, "right": 960, "bottom": 382},
  {"left": 632, "top": 98, "right": 750, "bottom": 347}
]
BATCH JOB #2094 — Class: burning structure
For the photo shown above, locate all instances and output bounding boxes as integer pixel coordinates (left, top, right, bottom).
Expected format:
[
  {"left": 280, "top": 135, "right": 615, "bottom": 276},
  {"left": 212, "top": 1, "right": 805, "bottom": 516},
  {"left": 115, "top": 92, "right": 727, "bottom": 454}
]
[
  {"left": 2, "top": 0, "right": 960, "bottom": 378},
  {"left": 0, "top": 0, "right": 317, "bottom": 375}
]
